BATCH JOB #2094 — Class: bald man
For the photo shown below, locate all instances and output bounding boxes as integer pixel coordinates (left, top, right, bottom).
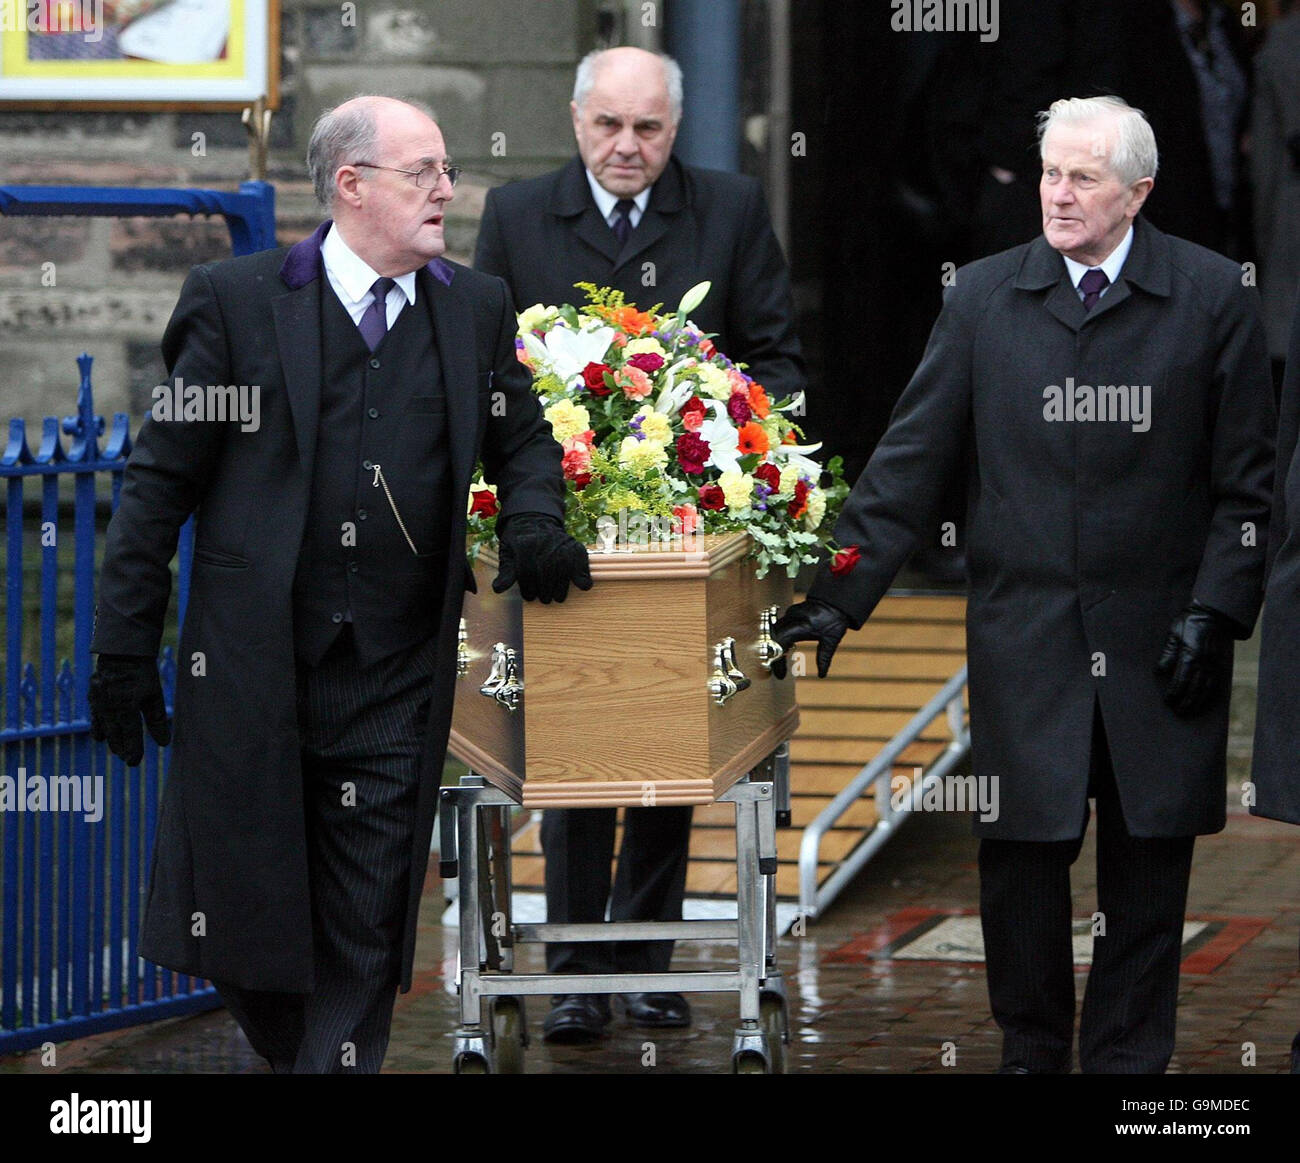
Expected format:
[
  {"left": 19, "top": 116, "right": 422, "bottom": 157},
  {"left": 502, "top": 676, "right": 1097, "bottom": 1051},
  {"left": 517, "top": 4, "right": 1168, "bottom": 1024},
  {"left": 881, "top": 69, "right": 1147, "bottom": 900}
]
[
  {"left": 475, "top": 47, "right": 805, "bottom": 1043},
  {"left": 90, "top": 96, "right": 588, "bottom": 1072}
]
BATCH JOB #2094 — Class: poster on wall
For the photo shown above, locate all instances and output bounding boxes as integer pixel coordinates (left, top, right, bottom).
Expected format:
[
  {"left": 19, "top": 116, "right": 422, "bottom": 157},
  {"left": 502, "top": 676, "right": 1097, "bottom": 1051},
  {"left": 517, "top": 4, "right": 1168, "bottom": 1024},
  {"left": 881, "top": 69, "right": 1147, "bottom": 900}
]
[{"left": 0, "top": 0, "right": 279, "bottom": 109}]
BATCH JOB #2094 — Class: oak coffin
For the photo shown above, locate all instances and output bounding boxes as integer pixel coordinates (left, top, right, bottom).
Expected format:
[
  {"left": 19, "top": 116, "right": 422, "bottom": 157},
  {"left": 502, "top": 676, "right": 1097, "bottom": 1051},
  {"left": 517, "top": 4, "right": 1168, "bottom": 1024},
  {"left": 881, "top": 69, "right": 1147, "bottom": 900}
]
[{"left": 447, "top": 533, "right": 799, "bottom": 808}]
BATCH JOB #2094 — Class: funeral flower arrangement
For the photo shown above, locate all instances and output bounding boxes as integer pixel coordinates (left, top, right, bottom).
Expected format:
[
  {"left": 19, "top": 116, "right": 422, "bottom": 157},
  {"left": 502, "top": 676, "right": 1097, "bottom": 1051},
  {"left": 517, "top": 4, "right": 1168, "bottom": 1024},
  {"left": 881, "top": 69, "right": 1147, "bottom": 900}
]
[{"left": 467, "top": 282, "right": 848, "bottom": 579}]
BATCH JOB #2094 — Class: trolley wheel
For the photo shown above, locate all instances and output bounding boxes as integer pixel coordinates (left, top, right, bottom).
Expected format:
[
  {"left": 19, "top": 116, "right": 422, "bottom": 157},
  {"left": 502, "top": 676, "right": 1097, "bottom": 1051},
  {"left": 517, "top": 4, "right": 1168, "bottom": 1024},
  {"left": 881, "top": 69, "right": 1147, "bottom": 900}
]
[
  {"left": 490, "top": 998, "right": 525, "bottom": 1074},
  {"left": 454, "top": 1052, "right": 490, "bottom": 1074},
  {"left": 760, "top": 994, "right": 788, "bottom": 1075},
  {"left": 732, "top": 1050, "right": 769, "bottom": 1074}
]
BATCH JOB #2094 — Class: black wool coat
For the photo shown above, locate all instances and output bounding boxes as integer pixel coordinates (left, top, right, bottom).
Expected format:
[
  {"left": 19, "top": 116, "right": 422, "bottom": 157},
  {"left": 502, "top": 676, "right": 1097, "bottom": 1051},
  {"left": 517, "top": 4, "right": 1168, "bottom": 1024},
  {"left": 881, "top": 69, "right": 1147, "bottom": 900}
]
[
  {"left": 1251, "top": 289, "right": 1300, "bottom": 825},
  {"left": 474, "top": 154, "right": 805, "bottom": 403},
  {"left": 808, "top": 217, "right": 1274, "bottom": 841},
  {"left": 92, "top": 222, "right": 565, "bottom": 991}
]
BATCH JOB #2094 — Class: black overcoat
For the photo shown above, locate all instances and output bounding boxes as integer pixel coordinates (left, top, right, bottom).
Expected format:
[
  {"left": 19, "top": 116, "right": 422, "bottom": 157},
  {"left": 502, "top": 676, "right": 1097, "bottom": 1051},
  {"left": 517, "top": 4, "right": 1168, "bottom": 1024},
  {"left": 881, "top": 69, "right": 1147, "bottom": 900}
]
[
  {"left": 1251, "top": 290, "right": 1300, "bottom": 825},
  {"left": 808, "top": 217, "right": 1274, "bottom": 840},
  {"left": 473, "top": 154, "right": 805, "bottom": 402},
  {"left": 92, "top": 222, "right": 565, "bottom": 991}
]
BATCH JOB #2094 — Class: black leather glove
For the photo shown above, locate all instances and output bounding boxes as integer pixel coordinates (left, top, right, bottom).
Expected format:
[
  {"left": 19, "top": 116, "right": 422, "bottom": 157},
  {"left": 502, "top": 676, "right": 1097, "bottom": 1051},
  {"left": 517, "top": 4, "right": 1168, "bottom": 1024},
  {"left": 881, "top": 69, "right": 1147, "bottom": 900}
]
[
  {"left": 88, "top": 654, "right": 172, "bottom": 767},
  {"left": 1153, "top": 602, "right": 1236, "bottom": 717},
  {"left": 770, "top": 598, "right": 853, "bottom": 679},
  {"left": 492, "top": 513, "right": 593, "bottom": 604}
]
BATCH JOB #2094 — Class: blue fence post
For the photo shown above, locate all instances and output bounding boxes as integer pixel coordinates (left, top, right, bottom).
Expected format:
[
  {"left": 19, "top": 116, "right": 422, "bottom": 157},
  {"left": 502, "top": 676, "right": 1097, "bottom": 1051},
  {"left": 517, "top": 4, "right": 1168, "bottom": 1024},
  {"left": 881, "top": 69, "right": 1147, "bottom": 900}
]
[{"left": 1, "top": 180, "right": 278, "bottom": 1055}]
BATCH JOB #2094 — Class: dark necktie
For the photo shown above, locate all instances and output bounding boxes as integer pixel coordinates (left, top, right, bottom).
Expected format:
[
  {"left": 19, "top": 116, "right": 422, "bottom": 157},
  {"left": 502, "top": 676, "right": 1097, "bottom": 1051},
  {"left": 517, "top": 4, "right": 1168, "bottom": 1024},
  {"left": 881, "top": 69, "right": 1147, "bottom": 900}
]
[
  {"left": 1079, "top": 268, "right": 1109, "bottom": 312},
  {"left": 359, "top": 276, "right": 396, "bottom": 351},
  {"left": 611, "top": 199, "right": 635, "bottom": 246}
]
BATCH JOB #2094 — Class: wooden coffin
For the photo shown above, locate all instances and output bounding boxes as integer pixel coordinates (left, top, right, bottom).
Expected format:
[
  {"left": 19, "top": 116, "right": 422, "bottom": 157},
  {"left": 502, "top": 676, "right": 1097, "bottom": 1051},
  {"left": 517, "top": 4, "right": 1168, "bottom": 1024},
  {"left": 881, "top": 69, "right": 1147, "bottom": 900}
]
[{"left": 447, "top": 532, "right": 799, "bottom": 808}]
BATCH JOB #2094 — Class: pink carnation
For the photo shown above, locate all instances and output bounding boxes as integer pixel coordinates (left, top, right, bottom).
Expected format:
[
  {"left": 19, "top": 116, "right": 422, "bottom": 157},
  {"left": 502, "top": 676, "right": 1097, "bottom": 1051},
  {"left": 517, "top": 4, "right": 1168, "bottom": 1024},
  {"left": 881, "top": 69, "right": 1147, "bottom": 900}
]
[
  {"left": 617, "top": 365, "right": 653, "bottom": 401},
  {"left": 672, "top": 502, "right": 700, "bottom": 536}
]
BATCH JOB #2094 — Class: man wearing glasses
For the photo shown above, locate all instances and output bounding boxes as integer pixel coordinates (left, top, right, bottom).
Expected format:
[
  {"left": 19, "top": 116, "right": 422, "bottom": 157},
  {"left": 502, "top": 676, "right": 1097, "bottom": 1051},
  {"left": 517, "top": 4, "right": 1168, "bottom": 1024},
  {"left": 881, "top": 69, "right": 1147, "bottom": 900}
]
[{"left": 89, "top": 95, "right": 590, "bottom": 1072}]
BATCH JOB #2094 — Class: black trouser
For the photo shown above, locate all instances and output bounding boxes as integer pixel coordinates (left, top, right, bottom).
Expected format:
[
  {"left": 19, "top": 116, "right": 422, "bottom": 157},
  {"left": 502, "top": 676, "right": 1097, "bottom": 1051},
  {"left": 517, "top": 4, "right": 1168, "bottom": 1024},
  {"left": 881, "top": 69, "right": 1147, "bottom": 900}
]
[
  {"left": 215, "top": 628, "right": 437, "bottom": 1073},
  {"left": 978, "top": 705, "right": 1195, "bottom": 1074},
  {"left": 541, "top": 805, "right": 693, "bottom": 975}
]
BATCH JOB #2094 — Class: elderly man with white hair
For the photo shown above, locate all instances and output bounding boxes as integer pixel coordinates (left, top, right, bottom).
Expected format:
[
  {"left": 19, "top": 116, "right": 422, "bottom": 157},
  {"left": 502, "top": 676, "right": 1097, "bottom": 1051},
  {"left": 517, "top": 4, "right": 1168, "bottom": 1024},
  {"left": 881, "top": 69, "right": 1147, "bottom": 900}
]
[
  {"left": 475, "top": 45, "right": 805, "bottom": 1044},
  {"left": 773, "top": 95, "right": 1275, "bottom": 1073}
]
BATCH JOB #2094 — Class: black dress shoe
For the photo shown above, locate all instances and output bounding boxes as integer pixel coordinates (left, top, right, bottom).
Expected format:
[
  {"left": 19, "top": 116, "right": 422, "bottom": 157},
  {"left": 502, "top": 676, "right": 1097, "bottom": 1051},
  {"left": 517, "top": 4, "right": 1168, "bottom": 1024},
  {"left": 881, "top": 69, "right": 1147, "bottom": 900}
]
[
  {"left": 542, "top": 995, "right": 610, "bottom": 1044},
  {"left": 620, "top": 992, "right": 692, "bottom": 1028}
]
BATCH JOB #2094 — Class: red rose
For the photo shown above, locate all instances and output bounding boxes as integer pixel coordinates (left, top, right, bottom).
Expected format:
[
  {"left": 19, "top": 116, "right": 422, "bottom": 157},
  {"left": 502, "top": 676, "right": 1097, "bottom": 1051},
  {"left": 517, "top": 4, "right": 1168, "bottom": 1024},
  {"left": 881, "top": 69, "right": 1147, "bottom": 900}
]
[
  {"left": 830, "top": 545, "right": 862, "bottom": 576},
  {"left": 572, "top": 473, "right": 592, "bottom": 490},
  {"left": 582, "top": 361, "right": 613, "bottom": 396},
  {"left": 754, "top": 462, "right": 781, "bottom": 492},
  {"left": 698, "top": 484, "right": 726, "bottom": 511},
  {"left": 676, "top": 432, "right": 711, "bottom": 475},
  {"left": 726, "top": 391, "right": 752, "bottom": 425},
  {"left": 627, "top": 352, "right": 665, "bottom": 374},
  {"left": 470, "top": 489, "right": 499, "bottom": 518}
]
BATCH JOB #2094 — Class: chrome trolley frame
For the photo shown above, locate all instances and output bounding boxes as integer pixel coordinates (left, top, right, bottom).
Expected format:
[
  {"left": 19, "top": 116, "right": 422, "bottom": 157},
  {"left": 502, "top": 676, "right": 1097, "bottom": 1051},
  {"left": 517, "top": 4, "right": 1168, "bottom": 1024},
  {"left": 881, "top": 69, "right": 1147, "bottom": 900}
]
[{"left": 438, "top": 743, "right": 792, "bottom": 1073}]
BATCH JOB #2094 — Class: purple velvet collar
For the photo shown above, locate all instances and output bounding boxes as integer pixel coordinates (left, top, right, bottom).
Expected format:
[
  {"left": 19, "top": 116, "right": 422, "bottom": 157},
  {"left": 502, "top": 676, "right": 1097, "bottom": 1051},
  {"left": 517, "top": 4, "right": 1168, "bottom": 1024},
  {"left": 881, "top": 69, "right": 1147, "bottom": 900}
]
[{"left": 278, "top": 220, "right": 455, "bottom": 290}]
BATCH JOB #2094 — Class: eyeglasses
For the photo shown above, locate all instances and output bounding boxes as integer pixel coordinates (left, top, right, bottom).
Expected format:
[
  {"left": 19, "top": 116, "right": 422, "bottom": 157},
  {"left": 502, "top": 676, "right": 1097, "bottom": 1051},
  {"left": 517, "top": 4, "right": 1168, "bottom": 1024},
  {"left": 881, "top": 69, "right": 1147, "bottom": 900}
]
[{"left": 350, "top": 161, "right": 462, "bottom": 189}]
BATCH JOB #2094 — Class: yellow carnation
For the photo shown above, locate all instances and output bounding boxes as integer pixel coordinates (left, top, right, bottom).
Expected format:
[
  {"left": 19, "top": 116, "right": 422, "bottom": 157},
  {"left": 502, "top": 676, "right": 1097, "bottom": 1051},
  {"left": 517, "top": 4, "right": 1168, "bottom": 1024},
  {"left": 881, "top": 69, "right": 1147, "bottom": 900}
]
[
  {"left": 624, "top": 336, "right": 668, "bottom": 360},
  {"left": 718, "top": 469, "right": 754, "bottom": 512},
  {"left": 695, "top": 364, "right": 733, "bottom": 401},
  {"left": 618, "top": 436, "right": 669, "bottom": 476},
  {"left": 804, "top": 486, "right": 827, "bottom": 530},
  {"left": 544, "top": 398, "right": 592, "bottom": 442},
  {"left": 517, "top": 303, "right": 557, "bottom": 334},
  {"left": 778, "top": 464, "right": 800, "bottom": 496},
  {"left": 635, "top": 406, "right": 672, "bottom": 445}
]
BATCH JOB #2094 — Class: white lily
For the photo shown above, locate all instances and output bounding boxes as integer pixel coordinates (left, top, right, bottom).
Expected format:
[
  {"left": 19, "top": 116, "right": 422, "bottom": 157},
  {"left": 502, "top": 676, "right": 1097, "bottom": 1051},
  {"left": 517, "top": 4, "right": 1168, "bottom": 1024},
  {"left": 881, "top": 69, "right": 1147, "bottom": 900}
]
[
  {"left": 655, "top": 378, "right": 695, "bottom": 416},
  {"left": 676, "top": 280, "right": 711, "bottom": 317},
  {"left": 775, "top": 391, "right": 807, "bottom": 414},
  {"left": 778, "top": 451, "right": 826, "bottom": 480},
  {"left": 521, "top": 330, "right": 552, "bottom": 372},
  {"left": 698, "top": 401, "right": 742, "bottom": 475},
  {"left": 542, "top": 325, "right": 616, "bottom": 383}
]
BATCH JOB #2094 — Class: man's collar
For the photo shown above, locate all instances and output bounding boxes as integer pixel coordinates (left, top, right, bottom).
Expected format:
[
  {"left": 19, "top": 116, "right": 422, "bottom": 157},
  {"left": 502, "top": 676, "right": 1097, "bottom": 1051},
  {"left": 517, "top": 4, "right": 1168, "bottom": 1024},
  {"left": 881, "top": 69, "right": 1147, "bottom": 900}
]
[
  {"left": 1060, "top": 224, "right": 1134, "bottom": 290},
  {"left": 1014, "top": 216, "right": 1170, "bottom": 298},
  {"left": 321, "top": 223, "right": 417, "bottom": 307},
  {"left": 279, "top": 220, "right": 456, "bottom": 291},
  {"left": 549, "top": 154, "right": 687, "bottom": 217},
  {"left": 584, "top": 169, "right": 651, "bottom": 221}
]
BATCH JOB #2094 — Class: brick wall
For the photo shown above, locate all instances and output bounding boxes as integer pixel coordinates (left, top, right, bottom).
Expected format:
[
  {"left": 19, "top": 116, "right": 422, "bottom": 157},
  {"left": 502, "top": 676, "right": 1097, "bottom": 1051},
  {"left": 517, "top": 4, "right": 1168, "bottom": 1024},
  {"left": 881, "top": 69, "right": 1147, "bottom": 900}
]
[{"left": 0, "top": 0, "right": 597, "bottom": 429}]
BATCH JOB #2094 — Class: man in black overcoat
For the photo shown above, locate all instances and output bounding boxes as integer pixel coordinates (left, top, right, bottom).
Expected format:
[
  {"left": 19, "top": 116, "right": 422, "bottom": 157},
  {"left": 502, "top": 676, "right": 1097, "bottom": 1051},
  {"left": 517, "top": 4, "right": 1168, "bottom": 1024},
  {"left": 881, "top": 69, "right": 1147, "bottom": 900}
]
[
  {"left": 1249, "top": 287, "right": 1300, "bottom": 1073},
  {"left": 775, "top": 96, "right": 1274, "bottom": 1073},
  {"left": 474, "top": 45, "right": 805, "bottom": 1042},
  {"left": 87, "top": 96, "right": 590, "bottom": 1073}
]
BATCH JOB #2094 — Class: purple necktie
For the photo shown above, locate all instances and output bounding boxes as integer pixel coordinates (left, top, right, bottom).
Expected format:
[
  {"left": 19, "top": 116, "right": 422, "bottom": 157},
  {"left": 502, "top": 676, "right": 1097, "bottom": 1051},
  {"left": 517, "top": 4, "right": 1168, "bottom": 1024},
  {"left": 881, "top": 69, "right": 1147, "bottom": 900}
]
[
  {"left": 358, "top": 276, "right": 396, "bottom": 351},
  {"left": 611, "top": 199, "right": 635, "bottom": 246},
  {"left": 1080, "top": 268, "right": 1109, "bottom": 312}
]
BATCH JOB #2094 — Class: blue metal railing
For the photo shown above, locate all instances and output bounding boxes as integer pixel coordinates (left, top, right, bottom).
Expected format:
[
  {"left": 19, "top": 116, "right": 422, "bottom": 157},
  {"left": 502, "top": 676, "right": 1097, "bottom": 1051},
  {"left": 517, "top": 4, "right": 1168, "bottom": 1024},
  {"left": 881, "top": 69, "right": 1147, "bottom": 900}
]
[
  {"left": 1, "top": 355, "right": 207, "bottom": 1053},
  {"left": 0, "top": 181, "right": 276, "bottom": 1053}
]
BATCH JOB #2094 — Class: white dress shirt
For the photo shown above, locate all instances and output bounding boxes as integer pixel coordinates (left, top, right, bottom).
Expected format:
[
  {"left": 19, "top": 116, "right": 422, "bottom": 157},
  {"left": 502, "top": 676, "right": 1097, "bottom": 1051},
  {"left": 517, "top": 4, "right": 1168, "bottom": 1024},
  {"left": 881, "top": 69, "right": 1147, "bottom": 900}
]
[
  {"left": 320, "top": 224, "right": 417, "bottom": 329},
  {"left": 1061, "top": 224, "right": 1134, "bottom": 303},
  {"left": 585, "top": 170, "right": 651, "bottom": 231}
]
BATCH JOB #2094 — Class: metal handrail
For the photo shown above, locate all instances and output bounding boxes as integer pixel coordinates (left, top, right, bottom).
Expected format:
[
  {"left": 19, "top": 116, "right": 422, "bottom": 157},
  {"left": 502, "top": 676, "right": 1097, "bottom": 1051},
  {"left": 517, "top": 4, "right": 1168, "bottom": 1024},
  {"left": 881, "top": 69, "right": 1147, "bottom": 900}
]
[{"left": 797, "top": 665, "right": 970, "bottom": 920}]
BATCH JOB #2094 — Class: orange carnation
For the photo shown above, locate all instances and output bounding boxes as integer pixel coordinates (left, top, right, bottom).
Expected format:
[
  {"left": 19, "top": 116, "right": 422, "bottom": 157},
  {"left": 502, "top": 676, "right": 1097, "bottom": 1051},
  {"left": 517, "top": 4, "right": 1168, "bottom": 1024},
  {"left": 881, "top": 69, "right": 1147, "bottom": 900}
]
[
  {"left": 748, "top": 384, "right": 771, "bottom": 419},
  {"left": 612, "top": 306, "right": 657, "bottom": 337},
  {"left": 737, "top": 422, "right": 770, "bottom": 456}
]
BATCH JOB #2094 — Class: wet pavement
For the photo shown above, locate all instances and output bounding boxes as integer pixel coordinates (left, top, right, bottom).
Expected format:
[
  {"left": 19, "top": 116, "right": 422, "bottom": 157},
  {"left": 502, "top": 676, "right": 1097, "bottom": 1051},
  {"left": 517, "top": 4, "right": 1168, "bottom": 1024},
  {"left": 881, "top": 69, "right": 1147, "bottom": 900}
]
[{"left": 2, "top": 798, "right": 1294, "bottom": 1076}]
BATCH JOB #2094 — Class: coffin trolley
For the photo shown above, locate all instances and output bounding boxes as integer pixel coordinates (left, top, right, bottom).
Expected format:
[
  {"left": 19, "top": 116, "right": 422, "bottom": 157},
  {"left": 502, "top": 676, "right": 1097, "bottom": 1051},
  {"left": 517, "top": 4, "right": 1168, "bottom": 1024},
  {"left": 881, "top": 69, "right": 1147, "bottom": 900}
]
[{"left": 440, "top": 533, "right": 797, "bottom": 1073}]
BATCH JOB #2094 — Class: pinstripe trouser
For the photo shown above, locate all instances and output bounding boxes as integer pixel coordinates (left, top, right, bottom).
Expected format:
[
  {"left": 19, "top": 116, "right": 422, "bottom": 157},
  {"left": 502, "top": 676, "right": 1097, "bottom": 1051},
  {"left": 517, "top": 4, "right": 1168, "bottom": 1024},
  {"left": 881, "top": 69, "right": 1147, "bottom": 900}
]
[
  {"left": 978, "top": 702, "right": 1195, "bottom": 1074},
  {"left": 215, "top": 627, "right": 439, "bottom": 1074}
]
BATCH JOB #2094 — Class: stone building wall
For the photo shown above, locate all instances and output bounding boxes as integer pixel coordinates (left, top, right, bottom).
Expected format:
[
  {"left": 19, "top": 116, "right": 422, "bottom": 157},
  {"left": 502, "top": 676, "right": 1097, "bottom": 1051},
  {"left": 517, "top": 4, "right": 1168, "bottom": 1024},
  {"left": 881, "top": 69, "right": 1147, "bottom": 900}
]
[{"left": 0, "top": 0, "right": 614, "bottom": 431}]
